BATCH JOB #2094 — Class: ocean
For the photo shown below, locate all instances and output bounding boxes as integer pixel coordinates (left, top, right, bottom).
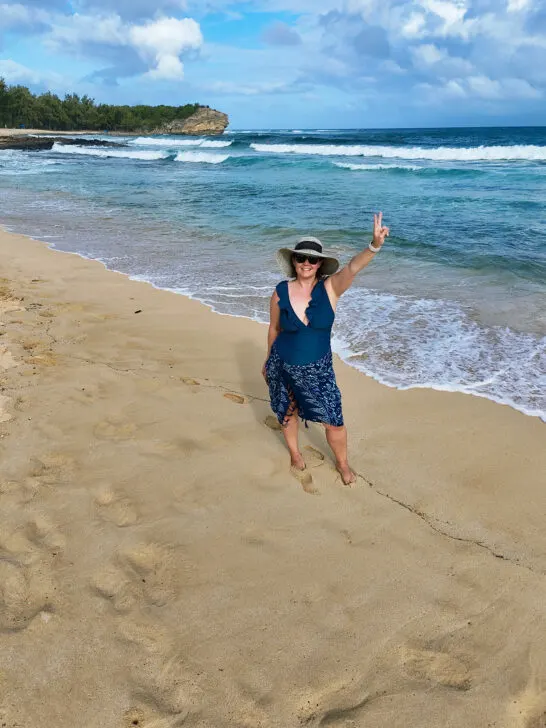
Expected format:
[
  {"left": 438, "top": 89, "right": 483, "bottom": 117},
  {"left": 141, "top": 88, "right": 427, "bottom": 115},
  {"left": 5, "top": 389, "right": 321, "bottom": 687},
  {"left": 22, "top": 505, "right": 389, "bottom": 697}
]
[{"left": 1, "top": 127, "right": 545, "bottom": 419}]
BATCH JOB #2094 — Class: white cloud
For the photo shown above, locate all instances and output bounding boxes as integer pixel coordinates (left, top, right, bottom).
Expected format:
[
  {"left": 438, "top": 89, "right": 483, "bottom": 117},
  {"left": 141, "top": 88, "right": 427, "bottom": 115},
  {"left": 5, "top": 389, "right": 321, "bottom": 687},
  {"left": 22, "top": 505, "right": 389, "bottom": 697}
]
[
  {"left": 402, "top": 12, "right": 427, "bottom": 37},
  {"left": 47, "top": 13, "right": 125, "bottom": 46},
  {"left": 444, "top": 78, "right": 466, "bottom": 96},
  {"left": 418, "top": 0, "right": 476, "bottom": 38},
  {"left": 421, "top": 0, "right": 467, "bottom": 25},
  {"left": 205, "top": 79, "right": 292, "bottom": 95},
  {"left": 130, "top": 17, "right": 202, "bottom": 79},
  {"left": 501, "top": 77, "right": 542, "bottom": 98},
  {"left": 420, "top": 73, "right": 542, "bottom": 102},
  {"left": 380, "top": 59, "right": 406, "bottom": 74},
  {"left": 467, "top": 73, "right": 502, "bottom": 98},
  {"left": 0, "top": 2, "right": 32, "bottom": 24},
  {"left": 143, "top": 54, "right": 184, "bottom": 79},
  {"left": 0, "top": 58, "right": 63, "bottom": 86},
  {"left": 412, "top": 42, "right": 445, "bottom": 65},
  {"left": 0, "top": 2, "right": 50, "bottom": 28},
  {"left": 0, "top": 58, "right": 41, "bottom": 83},
  {"left": 507, "top": 0, "right": 530, "bottom": 10},
  {"left": 45, "top": 13, "right": 203, "bottom": 80}
]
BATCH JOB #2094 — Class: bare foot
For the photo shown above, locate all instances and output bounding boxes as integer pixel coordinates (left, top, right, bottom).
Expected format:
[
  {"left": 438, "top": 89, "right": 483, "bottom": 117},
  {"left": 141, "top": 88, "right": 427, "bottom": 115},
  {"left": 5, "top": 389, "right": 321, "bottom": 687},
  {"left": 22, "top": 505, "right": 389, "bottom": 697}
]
[
  {"left": 336, "top": 462, "right": 356, "bottom": 485},
  {"left": 290, "top": 453, "right": 306, "bottom": 471}
]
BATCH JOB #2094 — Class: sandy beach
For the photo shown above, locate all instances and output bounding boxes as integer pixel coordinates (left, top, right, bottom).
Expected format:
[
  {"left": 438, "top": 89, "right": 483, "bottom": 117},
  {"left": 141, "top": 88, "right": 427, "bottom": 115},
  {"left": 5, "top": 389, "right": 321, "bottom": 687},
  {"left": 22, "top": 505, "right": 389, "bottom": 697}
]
[
  {"left": 0, "top": 127, "right": 135, "bottom": 137},
  {"left": 1, "top": 225, "right": 545, "bottom": 727}
]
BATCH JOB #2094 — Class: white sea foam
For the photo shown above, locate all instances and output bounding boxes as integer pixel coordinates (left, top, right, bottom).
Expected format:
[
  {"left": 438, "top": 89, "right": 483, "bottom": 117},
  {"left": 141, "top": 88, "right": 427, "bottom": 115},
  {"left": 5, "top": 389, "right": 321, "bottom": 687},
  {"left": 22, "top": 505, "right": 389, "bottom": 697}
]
[
  {"left": 174, "top": 151, "right": 229, "bottom": 164},
  {"left": 52, "top": 143, "right": 168, "bottom": 160},
  {"left": 132, "top": 136, "right": 232, "bottom": 148},
  {"left": 251, "top": 142, "right": 546, "bottom": 161},
  {"left": 333, "top": 287, "right": 546, "bottom": 418},
  {"left": 132, "top": 136, "right": 202, "bottom": 146},
  {"left": 0, "top": 150, "right": 60, "bottom": 175},
  {"left": 201, "top": 140, "right": 232, "bottom": 148},
  {"left": 335, "top": 162, "right": 421, "bottom": 171}
]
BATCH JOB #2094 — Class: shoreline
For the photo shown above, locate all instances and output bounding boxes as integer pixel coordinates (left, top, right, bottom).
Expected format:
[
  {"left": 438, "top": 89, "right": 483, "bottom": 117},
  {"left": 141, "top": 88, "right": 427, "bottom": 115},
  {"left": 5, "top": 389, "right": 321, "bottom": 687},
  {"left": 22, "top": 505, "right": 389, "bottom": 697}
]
[
  {"left": 3, "top": 219, "right": 542, "bottom": 421},
  {"left": 0, "top": 127, "right": 142, "bottom": 137},
  {"left": 2, "top": 224, "right": 546, "bottom": 725}
]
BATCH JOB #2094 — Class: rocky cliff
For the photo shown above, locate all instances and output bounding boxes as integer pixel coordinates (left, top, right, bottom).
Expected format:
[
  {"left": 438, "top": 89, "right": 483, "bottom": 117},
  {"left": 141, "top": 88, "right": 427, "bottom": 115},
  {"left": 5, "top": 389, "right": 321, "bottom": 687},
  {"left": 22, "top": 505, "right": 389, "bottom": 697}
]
[{"left": 154, "top": 106, "right": 229, "bottom": 136}]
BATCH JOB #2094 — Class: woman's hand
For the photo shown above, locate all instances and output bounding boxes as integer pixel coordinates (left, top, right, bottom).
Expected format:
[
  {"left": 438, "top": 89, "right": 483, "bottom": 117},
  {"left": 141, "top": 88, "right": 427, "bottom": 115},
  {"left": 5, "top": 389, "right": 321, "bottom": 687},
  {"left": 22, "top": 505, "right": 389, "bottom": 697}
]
[
  {"left": 262, "top": 362, "right": 268, "bottom": 382},
  {"left": 372, "top": 211, "right": 390, "bottom": 249},
  {"left": 328, "top": 211, "right": 390, "bottom": 298}
]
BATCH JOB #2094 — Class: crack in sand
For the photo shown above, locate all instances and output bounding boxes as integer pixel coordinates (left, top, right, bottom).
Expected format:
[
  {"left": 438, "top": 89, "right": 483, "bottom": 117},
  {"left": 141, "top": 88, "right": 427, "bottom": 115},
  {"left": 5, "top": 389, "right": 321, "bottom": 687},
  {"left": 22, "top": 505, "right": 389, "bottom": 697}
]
[{"left": 360, "top": 474, "right": 536, "bottom": 574}]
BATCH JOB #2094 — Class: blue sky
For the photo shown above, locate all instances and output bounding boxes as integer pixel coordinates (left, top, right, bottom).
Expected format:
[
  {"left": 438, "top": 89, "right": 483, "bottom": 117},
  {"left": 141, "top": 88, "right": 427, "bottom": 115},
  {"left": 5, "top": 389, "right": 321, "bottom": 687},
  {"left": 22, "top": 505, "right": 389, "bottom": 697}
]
[{"left": 1, "top": 0, "right": 545, "bottom": 128}]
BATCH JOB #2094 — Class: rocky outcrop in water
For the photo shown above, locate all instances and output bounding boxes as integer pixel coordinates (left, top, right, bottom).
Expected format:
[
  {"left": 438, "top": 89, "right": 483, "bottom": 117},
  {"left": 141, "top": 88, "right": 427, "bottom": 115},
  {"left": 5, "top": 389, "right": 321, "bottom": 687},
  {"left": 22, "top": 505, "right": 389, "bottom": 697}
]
[
  {"left": 154, "top": 107, "right": 229, "bottom": 136},
  {"left": 0, "top": 136, "right": 125, "bottom": 151}
]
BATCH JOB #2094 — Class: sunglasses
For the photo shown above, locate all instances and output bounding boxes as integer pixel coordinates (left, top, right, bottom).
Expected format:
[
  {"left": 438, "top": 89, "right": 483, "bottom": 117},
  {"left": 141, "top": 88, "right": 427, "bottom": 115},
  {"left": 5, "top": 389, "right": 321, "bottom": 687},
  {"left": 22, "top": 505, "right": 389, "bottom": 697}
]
[{"left": 293, "top": 253, "right": 321, "bottom": 265}]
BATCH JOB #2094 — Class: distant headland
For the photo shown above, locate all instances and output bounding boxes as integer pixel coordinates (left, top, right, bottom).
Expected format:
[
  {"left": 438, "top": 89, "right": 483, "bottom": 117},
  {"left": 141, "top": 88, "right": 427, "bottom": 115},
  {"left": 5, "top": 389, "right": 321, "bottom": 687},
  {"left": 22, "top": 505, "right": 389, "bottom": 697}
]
[{"left": 0, "top": 79, "right": 229, "bottom": 136}]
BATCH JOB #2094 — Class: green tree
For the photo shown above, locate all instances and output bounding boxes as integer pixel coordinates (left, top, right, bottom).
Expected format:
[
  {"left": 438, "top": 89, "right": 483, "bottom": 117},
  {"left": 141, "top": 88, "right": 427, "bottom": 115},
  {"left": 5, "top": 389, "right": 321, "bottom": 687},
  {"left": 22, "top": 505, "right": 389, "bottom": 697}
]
[{"left": 0, "top": 80, "right": 203, "bottom": 132}]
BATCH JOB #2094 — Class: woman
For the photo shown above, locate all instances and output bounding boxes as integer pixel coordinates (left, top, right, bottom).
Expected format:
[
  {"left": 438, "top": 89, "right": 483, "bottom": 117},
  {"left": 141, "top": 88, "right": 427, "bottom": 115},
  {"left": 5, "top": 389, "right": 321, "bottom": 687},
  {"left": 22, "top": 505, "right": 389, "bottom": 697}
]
[{"left": 263, "top": 212, "right": 390, "bottom": 485}]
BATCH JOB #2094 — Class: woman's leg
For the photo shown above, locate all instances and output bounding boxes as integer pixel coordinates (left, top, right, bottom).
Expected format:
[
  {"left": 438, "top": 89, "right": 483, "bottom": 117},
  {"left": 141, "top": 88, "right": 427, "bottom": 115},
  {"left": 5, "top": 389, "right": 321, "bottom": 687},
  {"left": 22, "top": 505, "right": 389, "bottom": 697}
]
[
  {"left": 282, "top": 410, "right": 305, "bottom": 470},
  {"left": 324, "top": 424, "right": 356, "bottom": 484}
]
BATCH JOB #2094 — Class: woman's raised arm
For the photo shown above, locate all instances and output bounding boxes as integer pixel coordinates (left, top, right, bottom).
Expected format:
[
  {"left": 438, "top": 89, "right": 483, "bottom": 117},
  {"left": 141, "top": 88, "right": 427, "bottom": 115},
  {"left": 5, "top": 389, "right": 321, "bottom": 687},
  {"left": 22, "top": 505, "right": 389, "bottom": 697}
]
[{"left": 328, "top": 212, "right": 389, "bottom": 299}]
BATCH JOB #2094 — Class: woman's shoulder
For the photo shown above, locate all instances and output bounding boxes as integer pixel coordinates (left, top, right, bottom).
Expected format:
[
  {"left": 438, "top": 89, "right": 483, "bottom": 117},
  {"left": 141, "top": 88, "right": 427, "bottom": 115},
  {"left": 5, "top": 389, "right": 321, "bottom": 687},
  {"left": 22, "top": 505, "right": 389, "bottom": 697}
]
[{"left": 274, "top": 279, "right": 290, "bottom": 295}]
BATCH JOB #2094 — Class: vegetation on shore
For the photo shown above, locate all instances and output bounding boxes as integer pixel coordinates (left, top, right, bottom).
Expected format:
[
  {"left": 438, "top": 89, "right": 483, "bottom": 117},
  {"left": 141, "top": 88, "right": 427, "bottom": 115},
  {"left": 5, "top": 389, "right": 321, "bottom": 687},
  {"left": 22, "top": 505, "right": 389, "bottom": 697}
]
[{"left": 0, "top": 79, "right": 202, "bottom": 132}]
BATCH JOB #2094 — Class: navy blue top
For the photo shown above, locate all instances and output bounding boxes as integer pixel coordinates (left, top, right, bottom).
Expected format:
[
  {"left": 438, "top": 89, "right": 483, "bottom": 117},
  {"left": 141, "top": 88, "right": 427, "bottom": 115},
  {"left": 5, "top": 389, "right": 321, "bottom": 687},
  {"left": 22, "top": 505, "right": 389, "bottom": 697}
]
[{"left": 274, "top": 279, "right": 335, "bottom": 365}]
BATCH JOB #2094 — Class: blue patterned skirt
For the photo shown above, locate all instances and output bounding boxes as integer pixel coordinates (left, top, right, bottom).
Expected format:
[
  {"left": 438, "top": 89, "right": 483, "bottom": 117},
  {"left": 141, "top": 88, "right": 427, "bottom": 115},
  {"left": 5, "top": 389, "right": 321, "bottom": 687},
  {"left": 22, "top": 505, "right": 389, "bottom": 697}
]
[{"left": 265, "top": 346, "right": 344, "bottom": 427}]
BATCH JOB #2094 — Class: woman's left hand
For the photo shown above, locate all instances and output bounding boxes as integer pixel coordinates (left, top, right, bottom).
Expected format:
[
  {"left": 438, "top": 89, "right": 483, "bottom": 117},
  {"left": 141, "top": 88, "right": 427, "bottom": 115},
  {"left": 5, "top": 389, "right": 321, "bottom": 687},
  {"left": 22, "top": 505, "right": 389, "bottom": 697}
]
[{"left": 372, "top": 211, "right": 390, "bottom": 249}]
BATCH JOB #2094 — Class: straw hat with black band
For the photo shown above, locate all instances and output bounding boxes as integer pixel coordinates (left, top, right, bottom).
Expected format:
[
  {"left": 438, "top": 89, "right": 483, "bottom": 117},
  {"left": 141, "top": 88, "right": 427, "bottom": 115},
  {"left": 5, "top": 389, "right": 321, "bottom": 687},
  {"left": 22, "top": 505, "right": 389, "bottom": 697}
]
[{"left": 276, "top": 237, "right": 340, "bottom": 279}]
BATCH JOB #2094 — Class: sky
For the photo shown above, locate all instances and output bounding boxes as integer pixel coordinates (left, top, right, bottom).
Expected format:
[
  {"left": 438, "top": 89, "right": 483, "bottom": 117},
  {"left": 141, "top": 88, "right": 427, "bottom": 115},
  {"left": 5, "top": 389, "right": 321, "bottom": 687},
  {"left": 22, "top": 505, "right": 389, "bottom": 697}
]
[{"left": 1, "top": 0, "right": 546, "bottom": 128}]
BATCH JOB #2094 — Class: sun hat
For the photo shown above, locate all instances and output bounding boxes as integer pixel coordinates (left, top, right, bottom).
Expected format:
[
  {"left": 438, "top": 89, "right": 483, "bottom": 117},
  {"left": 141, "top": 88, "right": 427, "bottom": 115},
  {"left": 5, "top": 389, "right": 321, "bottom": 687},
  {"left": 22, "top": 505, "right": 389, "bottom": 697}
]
[{"left": 276, "top": 236, "right": 340, "bottom": 278}]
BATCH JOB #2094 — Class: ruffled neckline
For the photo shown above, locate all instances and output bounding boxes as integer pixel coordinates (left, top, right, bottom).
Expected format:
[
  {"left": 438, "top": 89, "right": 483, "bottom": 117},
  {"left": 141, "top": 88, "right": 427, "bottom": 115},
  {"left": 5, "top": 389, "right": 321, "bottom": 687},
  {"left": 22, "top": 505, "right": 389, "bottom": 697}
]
[{"left": 285, "top": 279, "right": 323, "bottom": 329}]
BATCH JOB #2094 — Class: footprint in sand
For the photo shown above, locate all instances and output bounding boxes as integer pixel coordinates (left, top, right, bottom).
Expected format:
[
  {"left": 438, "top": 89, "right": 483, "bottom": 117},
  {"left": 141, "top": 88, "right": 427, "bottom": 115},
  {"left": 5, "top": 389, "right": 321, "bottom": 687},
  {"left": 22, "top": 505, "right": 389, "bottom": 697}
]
[
  {"left": 119, "top": 617, "right": 200, "bottom": 718},
  {"left": 223, "top": 392, "right": 246, "bottom": 405},
  {"left": 93, "top": 541, "right": 186, "bottom": 612},
  {"left": 181, "top": 377, "right": 200, "bottom": 386},
  {"left": 92, "top": 565, "right": 137, "bottom": 613},
  {"left": 94, "top": 416, "right": 137, "bottom": 441},
  {"left": 120, "top": 542, "right": 182, "bottom": 607},
  {"left": 0, "top": 346, "right": 19, "bottom": 370},
  {"left": 13, "top": 395, "right": 28, "bottom": 412},
  {"left": 25, "top": 514, "right": 66, "bottom": 552},
  {"left": 0, "top": 478, "right": 39, "bottom": 505},
  {"left": 0, "top": 291, "right": 23, "bottom": 316},
  {"left": 0, "top": 519, "right": 62, "bottom": 631},
  {"left": 21, "top": 339, "right": 42, "bottom": 352},
  {"left": 304, "top": 445, "right": 325, "bottom": 468},
  {"left": 93, "top": 554, "right": 200, "bottom": 721},
  {"left": 94, "top": 487, "right": 139, "bottom": 527},
  {"left": 24, "top": 351, "right": 57, "bottom": 367},
  {"left": 0, "top": 560, "right": 53, "bottom": 631},
  {"left": 297, "top": 680, "right": 372, "bottom": 726},
  {"left": 264, "top": 415, "right": 282, "bottom": 431},
  {"left": 29, "top": 452, "right": 76, "bottom": 484},
  {"left": 0, "top": 393, "right": 12, "bottom": 423},
  {"left": 291, "top": 466, "right": 319, "bottom": 495},
  {"left": 399, "top": 645, "right": 472, "bottom": 690}
]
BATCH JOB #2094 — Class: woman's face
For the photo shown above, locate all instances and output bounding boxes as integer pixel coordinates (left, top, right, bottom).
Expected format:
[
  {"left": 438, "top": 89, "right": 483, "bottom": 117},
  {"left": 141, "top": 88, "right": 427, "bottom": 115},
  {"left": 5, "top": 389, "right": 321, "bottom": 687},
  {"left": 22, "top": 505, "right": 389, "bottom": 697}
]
[{"left": 293, "top": 254, "right": 322, "bottom": 280}]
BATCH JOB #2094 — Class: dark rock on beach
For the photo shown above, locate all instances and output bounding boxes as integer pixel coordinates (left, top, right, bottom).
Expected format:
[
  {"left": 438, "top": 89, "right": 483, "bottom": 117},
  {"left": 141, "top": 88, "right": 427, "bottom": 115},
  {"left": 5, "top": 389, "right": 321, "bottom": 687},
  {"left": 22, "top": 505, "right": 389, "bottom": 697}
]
[{"left": 0, "top": 136, "right": 126, "bottom": 151}]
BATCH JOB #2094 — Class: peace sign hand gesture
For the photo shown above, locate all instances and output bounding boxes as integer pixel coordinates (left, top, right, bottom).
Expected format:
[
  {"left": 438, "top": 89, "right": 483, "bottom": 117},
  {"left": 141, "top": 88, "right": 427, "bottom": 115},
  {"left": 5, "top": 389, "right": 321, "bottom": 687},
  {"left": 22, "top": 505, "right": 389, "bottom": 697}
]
[{"left": 372, "top": 211, "right": 390, "bottom": 250}]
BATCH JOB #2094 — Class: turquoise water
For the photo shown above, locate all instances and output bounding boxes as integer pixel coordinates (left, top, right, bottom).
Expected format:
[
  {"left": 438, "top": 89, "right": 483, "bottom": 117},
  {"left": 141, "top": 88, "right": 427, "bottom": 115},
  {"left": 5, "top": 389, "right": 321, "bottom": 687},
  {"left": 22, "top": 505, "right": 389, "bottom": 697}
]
[{"left": 1, "top": 127, "right": 545, "bottom": 417}]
